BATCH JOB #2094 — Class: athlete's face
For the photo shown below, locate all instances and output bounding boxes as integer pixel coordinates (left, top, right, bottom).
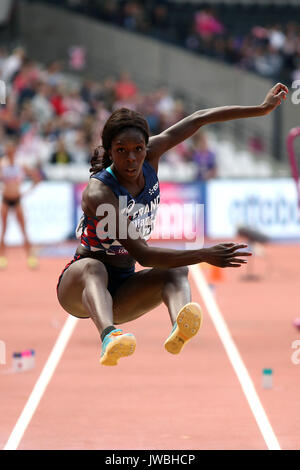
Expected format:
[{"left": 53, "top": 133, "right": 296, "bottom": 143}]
[{"left": 109, "top": 127, "right": 147, "bottom": 181}]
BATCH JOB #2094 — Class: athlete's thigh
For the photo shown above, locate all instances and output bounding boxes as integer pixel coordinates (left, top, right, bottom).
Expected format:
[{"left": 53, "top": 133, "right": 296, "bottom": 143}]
[
  {"left": 1, "top": 203, "right": 8, "bottom": 224},
  {"left": 112, "top": 267, "right": 169, "bottom": 324},
  {"left": 14, "top": 201, "right": 24, "bottom": 220},
  {"left": 57, "top": 257, "right": 108, "bottom": 319}
]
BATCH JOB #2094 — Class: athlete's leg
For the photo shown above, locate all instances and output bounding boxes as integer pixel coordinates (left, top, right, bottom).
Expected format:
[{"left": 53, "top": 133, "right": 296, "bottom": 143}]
[
  {"left": 58, "top": 262, "right": 191, "bottom": 329},
  {"left": 14, "top": 202, "right": 31, "bottom": 256},
  {"left": 57, "top": 257, "right": 137, "bottom": 365},
  {"left": 112, "top": 266, "right": 191, "bottom": 325},
  {"left": 0, "top": 202, "right": 8, "bottom": 258},
  {"left": 57, "top": 257, "right": 114, "bottom": 335},
  {"left": 113, "top": 266, "right": 202, "bottom": 354}
]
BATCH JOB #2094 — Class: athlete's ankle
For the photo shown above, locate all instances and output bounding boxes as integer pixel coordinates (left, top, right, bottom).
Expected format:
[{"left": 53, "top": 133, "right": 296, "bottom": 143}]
[{"left": 101, "top": 325, "right": 117, "bottom": 342}]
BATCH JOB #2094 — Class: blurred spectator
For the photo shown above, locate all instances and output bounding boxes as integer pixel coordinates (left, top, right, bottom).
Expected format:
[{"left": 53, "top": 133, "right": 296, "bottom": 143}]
[
  {"left": 17, "top": 128, "right": 50, "bottom": 169},
  {"left": 115, "top": 71, "right": 138, "bottom": 102},
  {"left": 62, "top": 86, "right": 89, "bottom": 125},
  {"left": 50, "top": 84, "right": 67, "bottom": 116},
  {"left": 0, "top": 96, "right": 19, "bottom": 136},
  {"left": 155, "top": 87, "right": 175, "bottom": 119},
  {"left": 121, "top": 1, "right": 146, "bottom": 32},
  {"left": 50, "top": 137, "right": 72, "bottom": 165},
  {"left": 163, "top": 141, "right": 192, "bottom": 167},
  {"left": 102, "top": 76, "right": 117, "bottom": 109},
  {"left": 31, "top": 82, "right": 54, "bottom": 125},
  {"left": 43, "top": 60, "right": 65, "bottom": 87},
  {"left": 194, "top": 8, "right": 224, "bottom": 40},
  {"left": 0, "top": 47, "right": 8, "bottom": 75},
  {"left": 188, "top": 131, "right": 217, "bottom": 181},
  {"left": 12, "top": 59, "right": 39, "bottom": 95},
  {"left": 67, "top": 129, "right": 89, "bottom": 164},
  {"left": 1, "top": 47, "right": 25, "bottom": 83},
  {"left": 141, "top": 91, "right": 161, "bottom": 134},
  {"left": 253, "top": 45, "right": 283, "bottom": 78},
  {"left": 269, "top": 25, "right": 286, "bottom": 51},
  {"left": 248, "top": 134, "right": 265, "bottom": 156},
  {"left": 150, "top": 4, "right": 172, "bottom": 41},
  {"left": 100, "top": 0, "right": 120, "bottom": 24}
]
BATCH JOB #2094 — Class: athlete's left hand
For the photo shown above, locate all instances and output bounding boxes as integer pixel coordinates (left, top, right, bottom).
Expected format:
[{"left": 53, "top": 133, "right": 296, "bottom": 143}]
[
  {"left": 201, "top": 242, "right": 252, "bottom": 268},
  {"left": 261, "top": 83, "right": 288, "bottom": 114}
]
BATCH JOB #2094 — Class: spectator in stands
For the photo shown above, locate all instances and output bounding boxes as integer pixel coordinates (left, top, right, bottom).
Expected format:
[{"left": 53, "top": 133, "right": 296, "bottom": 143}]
[
  {"left": 194, "top": 8, "right": 224, "bottom": 40},
  {"left": 12, "top": 59, "right": 39, "bottom": 95},
  {"left": 59, "top": 1, "right": 300, "bottom": 82},
  {"left": 43, "top": 60, "right": 65, "bottom": 87},
  {"left": 19, "top": 102, "right": 36, "bottom": 135},
  {"left": 102, "top": 76, "right": 117, "bottom": 110},
  {"left": 140, "top": 91, "right": 161, "bottom": 134},
  {"left": 269, "top": 25, "right": 286, "bottom": 51},
  {"left": 100, "top": 0, "right": 120, "bottom": 24},
  {"left": 0, "top": 47, "right": 8, "bottom": 77},
  {"left": 67, "top": 129, "right": 89, "bottom": 164},
  {"left": 31, "top": 82, "right": 54, "bottom": 125},
  {"left": 50, "top": 137, "right": 72, "bottom": 165},
  {"left": 253, "top": 45, "right": 283, "bottom": 78},
  {"left": 150, "top": 4, "right": 171, "bottom": 41},
  {"left": 188, "top": 131, "right": 217, "bottom": 181},
  {"left": 1, "top": 47, "right": 25, "bottom": 84},
  {"left": 115, "top": 71, "right": 138, "bottom": 102},
  {"left": 62, "top": 86, "right": 89, "bottom": 126},
  {"left": 121, "top": 1, "right": 146, "bottom": 32},
  {"left": 50, "top": 84, "right": 67, "bottom": 116},
  {"left": 0, "top": 97, "right": 19, "bottom": 136}
]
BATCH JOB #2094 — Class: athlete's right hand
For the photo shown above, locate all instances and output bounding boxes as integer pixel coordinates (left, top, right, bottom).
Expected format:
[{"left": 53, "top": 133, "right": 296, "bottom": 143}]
[{"left": 201, "top": 243, "right": 252, "bottom": 268}]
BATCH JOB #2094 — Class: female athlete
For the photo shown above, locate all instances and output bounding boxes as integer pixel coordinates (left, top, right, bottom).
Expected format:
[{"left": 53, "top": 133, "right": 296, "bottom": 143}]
[
  {"left": 0, "top": 139, "right": 41, "bottom": 268},
  {"left": 57, "top": 82, "right": 288, "bottom": 366}
]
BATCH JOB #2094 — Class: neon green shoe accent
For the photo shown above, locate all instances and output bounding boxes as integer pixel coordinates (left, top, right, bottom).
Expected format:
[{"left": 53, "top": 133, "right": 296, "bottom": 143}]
[{"left": 100, "top": 329, "right": 136, "bottom": 366}]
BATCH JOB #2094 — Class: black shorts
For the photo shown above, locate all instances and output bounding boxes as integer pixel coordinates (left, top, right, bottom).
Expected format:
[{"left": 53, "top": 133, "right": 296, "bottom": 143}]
[
  {"left": 57, "top": 254, "right": 136, "bottom": 297},
  {"left": 2, "top": 196, "right": 21, "bottom": 207}
]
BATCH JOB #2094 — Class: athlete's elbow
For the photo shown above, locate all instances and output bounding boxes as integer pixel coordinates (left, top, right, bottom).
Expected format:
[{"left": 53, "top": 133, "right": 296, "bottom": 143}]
[
  {"left": 134, "top": 248, "right": 158, "bottom": 268},
  {"left": 135, "top": 252, "right": 152, "bottom": 267}
]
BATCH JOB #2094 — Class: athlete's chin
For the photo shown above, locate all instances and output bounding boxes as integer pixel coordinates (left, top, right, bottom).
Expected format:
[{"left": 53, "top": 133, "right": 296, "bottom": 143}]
[{"left": 122, "top": 168, "right": 140, "bottom": 179}]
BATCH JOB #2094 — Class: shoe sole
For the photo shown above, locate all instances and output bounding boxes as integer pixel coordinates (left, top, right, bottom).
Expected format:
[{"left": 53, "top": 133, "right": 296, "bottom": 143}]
[
  {"left": 164, "top": 302, "right": 203, "bottom": 354},
  {"left": 100, "top": 335, "right": 136, "bottom": 366}
]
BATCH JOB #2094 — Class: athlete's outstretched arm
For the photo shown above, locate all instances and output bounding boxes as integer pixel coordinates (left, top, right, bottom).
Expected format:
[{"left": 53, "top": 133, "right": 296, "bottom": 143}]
[
  {"left": 84, "top": 179, "right": 252, "bottom": 269},
  {"left": 147, "top": 83, "right": 288, "bottom": 164}
]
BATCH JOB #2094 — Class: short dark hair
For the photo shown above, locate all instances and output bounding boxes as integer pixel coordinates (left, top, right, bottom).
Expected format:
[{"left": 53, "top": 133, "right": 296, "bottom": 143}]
[{"left": 90, "top": 108, "right": 150, "bottom": 174}]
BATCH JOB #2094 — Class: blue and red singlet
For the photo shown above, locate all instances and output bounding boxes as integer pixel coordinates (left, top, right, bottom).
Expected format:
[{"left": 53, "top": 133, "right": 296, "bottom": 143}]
[
  {"left": 57, "top": 160, "right": 160, "bottom": 296},
  {"left": 78, "top": 160, "right": 160, "bottom": 256}
]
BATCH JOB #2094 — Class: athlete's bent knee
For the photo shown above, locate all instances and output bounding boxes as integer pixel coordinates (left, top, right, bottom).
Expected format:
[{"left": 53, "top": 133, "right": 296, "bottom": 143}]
[
  {"left": 82, "top": 259, "right": 108, "bottom": 282},
  {"left": 166, "top": 266, "right": 189, "bottom": 283}
]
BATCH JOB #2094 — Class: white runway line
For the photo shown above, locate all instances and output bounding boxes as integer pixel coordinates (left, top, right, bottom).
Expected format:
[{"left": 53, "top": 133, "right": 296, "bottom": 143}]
[
  {"left": 3, "top": 315, "right": 78, "bottom": 450},
  {"left": 190, "top": 264, "right": 281, "bottom": 451}
]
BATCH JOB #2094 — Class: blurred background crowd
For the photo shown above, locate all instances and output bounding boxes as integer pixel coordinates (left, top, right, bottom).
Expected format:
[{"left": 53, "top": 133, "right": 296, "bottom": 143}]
[
  {"left": 2, "top": 0, "right": 299, "bottom": 183},
  {"left": 0, "top": 44, "right": 216, "bottom": 181},
  {"left": 41, "top": 0, "right": 300, "bottom": 83}
]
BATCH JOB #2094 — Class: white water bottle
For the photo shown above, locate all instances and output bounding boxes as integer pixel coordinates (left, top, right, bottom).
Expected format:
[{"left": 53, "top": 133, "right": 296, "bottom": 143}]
[
  {"left": 262, "top": 368, "right": 273, "bottom": 389},
  {"left": 12, "top": 352, "right": 23, "bottom": 373}
]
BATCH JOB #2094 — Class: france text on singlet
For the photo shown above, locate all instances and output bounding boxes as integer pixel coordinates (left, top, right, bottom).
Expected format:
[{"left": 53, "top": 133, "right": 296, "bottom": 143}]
[{"left": 76, "top": 160, "right": 160, "bottom": 256}]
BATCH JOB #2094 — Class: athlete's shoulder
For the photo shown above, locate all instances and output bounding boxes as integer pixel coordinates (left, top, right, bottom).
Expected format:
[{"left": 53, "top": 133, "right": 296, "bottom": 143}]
[{"left": 82, "top": 175, "right": 118, "bottom": 214}]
